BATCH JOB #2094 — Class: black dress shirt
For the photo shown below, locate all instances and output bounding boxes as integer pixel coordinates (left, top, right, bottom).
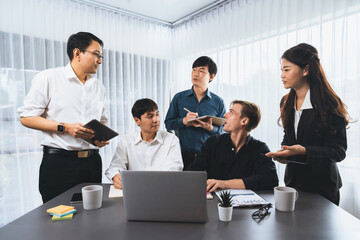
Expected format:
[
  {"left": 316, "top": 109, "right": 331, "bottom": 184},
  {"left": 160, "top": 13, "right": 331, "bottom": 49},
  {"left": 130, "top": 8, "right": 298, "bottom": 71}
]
[{"left": 187, "top": 133, "right": 278, "bottom": 190}]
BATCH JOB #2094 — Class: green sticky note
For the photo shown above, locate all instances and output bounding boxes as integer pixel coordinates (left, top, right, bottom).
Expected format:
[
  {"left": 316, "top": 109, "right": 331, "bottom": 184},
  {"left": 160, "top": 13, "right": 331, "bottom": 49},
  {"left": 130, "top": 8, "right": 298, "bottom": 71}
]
[{"left": 51, "top": 213, "right": 74, "bottom": 221}]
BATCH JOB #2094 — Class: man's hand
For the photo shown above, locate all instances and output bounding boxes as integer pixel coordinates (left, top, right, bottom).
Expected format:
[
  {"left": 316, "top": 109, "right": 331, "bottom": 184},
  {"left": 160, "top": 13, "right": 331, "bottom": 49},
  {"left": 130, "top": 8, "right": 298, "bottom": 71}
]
[
  {"left": 207, "top": 179, "right": 226, "bottom": 192},
  {"left": 64, "top": 123, "right": 94, "bottom": 139},
  {"left": 183, "top": 112, "right": 199, "bottom": 126},
  {"left": 94, "top": 140, "right": 109, "bottom": 148},
  {"left": 112, "top": 174, "right": 122, "bottom": 189},
  {"left": 193, "top": 117, "right": 214, "bottom": 131},
  {"left": 183, "top": 112, "right": 214, "bottom": 131}
]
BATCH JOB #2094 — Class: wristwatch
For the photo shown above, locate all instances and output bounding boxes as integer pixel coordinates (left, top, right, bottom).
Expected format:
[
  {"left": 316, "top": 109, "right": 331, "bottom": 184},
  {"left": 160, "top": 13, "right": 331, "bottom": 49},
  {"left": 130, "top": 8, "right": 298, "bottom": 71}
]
[{"left": 57, "top": 123, "right": 65, "bottom": 134}]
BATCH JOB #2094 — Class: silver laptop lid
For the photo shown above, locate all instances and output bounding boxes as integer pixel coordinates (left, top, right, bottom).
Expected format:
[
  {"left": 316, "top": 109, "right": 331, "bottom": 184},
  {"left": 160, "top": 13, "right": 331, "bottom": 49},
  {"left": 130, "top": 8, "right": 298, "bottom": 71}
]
[{"left": 121, "top": 171, "right": 207, "bottom": 223}]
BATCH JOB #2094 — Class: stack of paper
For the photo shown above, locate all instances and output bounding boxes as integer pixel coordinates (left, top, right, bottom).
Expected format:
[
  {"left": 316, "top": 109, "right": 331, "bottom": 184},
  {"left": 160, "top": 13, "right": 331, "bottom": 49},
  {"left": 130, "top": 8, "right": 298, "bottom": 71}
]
[
  {"left": 108, "top": 185, "right": 123, "bottom": 198},
  {"left": 47, "top": 205, "right": 76, "bottom": 221}
]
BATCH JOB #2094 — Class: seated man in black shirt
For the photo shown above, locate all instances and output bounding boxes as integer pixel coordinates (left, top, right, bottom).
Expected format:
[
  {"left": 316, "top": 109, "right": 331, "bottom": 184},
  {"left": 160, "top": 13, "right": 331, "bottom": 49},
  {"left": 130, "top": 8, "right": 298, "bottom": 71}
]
[{"left": 188, "top": 100, "right": 278, "bottom": 192}]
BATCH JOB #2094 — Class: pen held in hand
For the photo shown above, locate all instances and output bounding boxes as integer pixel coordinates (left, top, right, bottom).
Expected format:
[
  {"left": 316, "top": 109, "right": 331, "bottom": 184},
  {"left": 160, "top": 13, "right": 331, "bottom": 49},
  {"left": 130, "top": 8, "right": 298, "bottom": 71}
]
[{"left": 183, "top": 107, "right": 191, "bottom": 113}]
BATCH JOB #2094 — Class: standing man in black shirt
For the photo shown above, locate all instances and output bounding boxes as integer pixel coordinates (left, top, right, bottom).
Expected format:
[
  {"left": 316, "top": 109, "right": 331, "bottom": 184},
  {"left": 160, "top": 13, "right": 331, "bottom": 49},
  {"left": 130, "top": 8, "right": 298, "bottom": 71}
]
[{"left": 188, "top": 100, "right": 278, "bottom": 192}]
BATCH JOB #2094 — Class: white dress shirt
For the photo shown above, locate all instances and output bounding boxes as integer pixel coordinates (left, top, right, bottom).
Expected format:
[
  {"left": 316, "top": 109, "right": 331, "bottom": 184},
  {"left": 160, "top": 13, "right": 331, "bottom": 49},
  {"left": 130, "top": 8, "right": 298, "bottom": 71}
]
[
  {"left": 294, "top": 89, "right": 313, "bottom": 139},
  {"left": 105, "top": 130, "right": 183, "bottom": 181},
  {"left": 17, "top": 63, "right": 108, "bottom": 150}
]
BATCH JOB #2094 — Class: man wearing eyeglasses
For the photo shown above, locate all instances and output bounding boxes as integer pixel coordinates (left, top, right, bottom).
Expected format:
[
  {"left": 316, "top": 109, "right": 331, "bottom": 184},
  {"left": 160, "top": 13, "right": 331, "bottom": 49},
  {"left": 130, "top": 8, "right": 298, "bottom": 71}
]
[{"left": 18, "top": 32, "right": 109, "bottom": 203}]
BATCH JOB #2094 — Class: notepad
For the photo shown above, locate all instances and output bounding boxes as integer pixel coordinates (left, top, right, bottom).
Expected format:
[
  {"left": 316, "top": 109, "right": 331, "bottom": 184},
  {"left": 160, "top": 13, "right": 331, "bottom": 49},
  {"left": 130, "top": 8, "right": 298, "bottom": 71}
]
[
  {"left": 215, "top": 189, "right": 269, "bottom": 207},
  {"left": 51, "top": 213, "right": 74, "bottom": 221},
  {"left": 188, "top": 116, "right": 225, "bottom": 127},
  {"left": 49, "top": 209, "right": 77, "bottom": 218},
  {"left": 108, "top": 185, "right": 123, "bottom": 198},
  {"left": 47, "top": 205, "right": 75, "bottom": 215}
]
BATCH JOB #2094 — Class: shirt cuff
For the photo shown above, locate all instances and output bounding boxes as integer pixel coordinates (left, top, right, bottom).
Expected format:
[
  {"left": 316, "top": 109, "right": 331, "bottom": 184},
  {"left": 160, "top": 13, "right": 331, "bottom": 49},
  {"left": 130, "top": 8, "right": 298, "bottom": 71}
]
[
  {"left": 242, "top": 178, "right": 255, "bottom": 190},
  {"left": 210, "top": 125, "right": 220, "bottom": 134},
  {"left": 177, "top": 118, "right": 186, "bottom": 129},
  {"left": 18, "top": 109, "right": 44, "bottom": 117},
  {"left": 105, "top": 167, "right": 122, "bottom": 182}
]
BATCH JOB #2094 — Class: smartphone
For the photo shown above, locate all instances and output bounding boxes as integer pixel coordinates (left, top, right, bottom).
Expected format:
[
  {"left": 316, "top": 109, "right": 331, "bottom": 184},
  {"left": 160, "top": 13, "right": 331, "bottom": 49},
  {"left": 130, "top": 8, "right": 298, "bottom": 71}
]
[{"left": 70, "top": 193, "right": 83, "bottom": 204}]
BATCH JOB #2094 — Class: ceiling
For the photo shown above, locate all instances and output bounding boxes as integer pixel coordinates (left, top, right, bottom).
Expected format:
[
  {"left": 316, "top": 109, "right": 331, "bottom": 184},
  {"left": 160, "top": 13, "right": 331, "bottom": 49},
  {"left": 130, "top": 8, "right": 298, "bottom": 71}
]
[{"left": 86, "top": 0, "right": 219, "bottom": 23}]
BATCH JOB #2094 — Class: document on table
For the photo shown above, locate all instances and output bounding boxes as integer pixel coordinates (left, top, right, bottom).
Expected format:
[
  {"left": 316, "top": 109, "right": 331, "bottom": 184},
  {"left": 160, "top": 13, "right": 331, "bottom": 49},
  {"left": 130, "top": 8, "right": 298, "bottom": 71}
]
[
  {"left": 215, "top": 189, "right": 269, "bottom": 207},
  {"left": 108, "top": 185, "right": 123, "bottom": 198}
]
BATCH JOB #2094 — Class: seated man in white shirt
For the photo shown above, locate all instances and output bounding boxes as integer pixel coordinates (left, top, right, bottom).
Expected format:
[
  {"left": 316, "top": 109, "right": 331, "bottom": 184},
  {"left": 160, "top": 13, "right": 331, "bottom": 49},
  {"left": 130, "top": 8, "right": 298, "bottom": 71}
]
[{"left": 105, "top": 98, "right": 183, "bottom": 189}]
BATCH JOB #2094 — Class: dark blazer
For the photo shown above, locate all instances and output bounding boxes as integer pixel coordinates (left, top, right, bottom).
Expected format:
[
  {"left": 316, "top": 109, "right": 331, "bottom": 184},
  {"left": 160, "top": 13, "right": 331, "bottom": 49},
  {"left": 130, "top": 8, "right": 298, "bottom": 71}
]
[{"left": 282, "top": 109, "right": 347, "bottom": 204}]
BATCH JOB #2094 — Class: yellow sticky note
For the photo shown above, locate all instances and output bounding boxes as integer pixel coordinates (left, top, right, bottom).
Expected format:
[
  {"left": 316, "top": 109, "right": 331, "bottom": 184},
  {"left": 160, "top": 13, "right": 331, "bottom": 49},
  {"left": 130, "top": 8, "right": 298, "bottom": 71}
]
[
  {"left": 51, "top": 213, "right": 74, "bottom": 221},
  {"left": 47, "top": 205, "right": 75, "bottom": 214}
]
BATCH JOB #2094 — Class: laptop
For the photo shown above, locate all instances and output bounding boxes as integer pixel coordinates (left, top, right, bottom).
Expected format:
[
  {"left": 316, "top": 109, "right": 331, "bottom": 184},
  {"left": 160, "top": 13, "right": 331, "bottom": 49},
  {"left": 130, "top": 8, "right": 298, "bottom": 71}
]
[{"left": 121, "top": 170, "right": 208, "bottom": 223}]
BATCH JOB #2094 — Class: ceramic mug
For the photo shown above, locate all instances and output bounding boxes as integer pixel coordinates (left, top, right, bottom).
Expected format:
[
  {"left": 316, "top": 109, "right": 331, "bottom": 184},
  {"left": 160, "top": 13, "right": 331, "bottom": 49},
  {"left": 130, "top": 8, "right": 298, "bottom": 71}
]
[
  {"left": 274, "top": 186, "right": 298, "bottom": 212},
  {"left": 82, "top": 185, "right": 103, "bottom": 210}
]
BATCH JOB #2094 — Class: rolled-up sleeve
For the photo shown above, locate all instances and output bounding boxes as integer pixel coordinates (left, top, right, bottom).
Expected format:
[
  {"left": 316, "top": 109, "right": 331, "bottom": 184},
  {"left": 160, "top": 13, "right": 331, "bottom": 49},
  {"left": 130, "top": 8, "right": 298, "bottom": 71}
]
[
  {"left": 164, "top": 135, "right": 183, "bottom": 171},
  {"left": 105, "top": 138, "right": 129, "bottom": 181},
  {"left": 17, "top": 72, "right": 49, "bottom": 117}
]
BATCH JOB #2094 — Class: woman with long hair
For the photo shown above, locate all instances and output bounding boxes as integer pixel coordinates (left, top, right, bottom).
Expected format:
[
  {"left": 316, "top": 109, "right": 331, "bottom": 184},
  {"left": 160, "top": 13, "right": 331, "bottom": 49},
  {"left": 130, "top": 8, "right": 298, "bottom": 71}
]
[{"left": 266, "top": 43, "right": 349, "bottom": 205}]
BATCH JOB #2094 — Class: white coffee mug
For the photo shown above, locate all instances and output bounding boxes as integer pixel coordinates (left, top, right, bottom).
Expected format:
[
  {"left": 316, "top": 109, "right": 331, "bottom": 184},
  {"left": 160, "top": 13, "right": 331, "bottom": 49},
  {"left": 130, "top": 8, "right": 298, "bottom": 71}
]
[
  {"left": 274, "top": 186, "right": 298, "bottom": 212},
  {"left": 82, "top": 185, "right": 103, "bottom": 210}
]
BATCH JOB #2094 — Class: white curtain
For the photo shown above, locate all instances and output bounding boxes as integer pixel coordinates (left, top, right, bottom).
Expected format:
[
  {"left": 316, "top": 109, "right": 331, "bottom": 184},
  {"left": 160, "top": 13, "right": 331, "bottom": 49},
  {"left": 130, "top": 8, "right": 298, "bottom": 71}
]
[
  {"left": 172, "top": 0, "right": 360, "bottom": 218},
  {"left": 1, "top": 0, "right": 360, "bottom": 227},
  {"left": 0, "top": 0, "right": 172, "bottom": 226}
]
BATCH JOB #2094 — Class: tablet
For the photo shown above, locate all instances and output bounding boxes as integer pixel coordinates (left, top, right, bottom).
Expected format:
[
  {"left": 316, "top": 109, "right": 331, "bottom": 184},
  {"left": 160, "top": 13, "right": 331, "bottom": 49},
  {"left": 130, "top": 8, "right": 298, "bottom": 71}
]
[{"left": 82, "top": 119, "right": 119, "bottom": 145}]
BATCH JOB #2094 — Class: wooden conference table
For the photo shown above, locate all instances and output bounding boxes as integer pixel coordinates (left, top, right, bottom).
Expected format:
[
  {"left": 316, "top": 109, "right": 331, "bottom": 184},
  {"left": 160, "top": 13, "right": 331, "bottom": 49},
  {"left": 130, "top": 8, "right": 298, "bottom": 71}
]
[{"left": 1, "top": 183, "right": 359, "bottom": 240}]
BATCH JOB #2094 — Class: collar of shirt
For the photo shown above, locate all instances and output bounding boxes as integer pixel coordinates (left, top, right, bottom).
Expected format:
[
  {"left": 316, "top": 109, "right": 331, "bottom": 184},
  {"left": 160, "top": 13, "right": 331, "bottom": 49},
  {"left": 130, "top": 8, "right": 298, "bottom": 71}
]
[
  {"left": 186, "top": 86, "right": 212, "bottom": 99},
  {"left": 134, "top": 131, "right": 164, "bottom": 145},
  {"left": 224, "top": 133, "right": 253, "bottom": 151},
  {"left": 294, "top": 89, "right": 313, "bottom": 111},
  {"left": 64, "top": 63, "right": 94, "bottom": 84},
  {"left": 294, "top": 89, "right": 313, "bottom": 139}
]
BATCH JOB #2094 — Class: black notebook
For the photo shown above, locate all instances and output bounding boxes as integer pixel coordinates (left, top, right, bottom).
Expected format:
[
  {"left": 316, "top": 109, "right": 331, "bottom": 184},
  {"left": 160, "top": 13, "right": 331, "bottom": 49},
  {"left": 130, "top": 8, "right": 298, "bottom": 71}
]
[{"left": 82, "top": 119, "right": 119, "bottom": 145}]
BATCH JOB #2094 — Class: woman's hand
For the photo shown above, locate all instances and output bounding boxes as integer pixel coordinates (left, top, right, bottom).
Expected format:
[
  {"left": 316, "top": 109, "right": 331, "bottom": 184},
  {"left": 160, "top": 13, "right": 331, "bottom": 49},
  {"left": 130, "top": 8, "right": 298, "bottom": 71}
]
[{"left": 266, "top": 145, "right": 306, "bottom": 163}]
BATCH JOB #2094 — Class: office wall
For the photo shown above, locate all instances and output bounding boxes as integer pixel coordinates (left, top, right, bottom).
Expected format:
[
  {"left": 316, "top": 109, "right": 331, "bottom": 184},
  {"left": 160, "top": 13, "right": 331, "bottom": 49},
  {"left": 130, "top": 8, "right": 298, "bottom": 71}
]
[{"left": 0, "top": 0, "right": 172, "bottom": 227}]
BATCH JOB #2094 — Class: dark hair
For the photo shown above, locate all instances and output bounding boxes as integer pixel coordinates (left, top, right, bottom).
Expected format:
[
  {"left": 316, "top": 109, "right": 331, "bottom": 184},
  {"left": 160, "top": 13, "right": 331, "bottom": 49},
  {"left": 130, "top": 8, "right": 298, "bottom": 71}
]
[
  {"left": 231, "top": 100, "right": 261, "bottom": 132},
  {"left": 280, "top": 43, "right": 349, "bottom": 132},
  {"left": 192, "top": 56, "right": 218, "bottom": 81},
  {"left": 131, "top": 98, "right": 158, "bottom": 119},
  {"left": 67, "top": 32, "right": 103, "bottom": 60}
]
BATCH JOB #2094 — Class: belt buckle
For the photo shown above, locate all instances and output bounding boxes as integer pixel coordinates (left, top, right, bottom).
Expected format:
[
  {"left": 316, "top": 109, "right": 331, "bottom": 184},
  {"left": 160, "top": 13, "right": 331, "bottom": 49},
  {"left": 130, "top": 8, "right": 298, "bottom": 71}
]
[{"left": 78, "top": 151, "right": 89, "bottom": 158}]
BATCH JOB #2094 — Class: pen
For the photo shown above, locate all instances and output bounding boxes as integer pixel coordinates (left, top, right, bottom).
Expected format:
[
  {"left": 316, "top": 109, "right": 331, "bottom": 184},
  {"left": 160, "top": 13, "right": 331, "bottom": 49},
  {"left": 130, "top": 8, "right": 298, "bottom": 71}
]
[{"left": 183, "top": 107, "right": 191, "bottom": 113}]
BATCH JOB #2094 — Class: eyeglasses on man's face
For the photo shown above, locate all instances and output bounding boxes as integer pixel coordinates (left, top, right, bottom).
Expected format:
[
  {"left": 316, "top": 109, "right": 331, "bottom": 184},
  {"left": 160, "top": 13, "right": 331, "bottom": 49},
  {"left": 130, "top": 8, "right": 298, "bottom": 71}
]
[
  {"left": 79, "top": 49, "right": 103, "bottom": 59},
  {"left": 252, "top": 203, "right": 272, "bottom": 223}
]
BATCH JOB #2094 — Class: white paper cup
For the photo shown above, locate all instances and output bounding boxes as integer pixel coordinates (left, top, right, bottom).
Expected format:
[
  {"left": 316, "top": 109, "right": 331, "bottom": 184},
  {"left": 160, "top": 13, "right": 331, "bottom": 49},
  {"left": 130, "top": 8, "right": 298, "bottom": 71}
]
[
  {"left": 82, "top": 185, "right": 103, "bottom": 210},
  {"left": 274, "top": 186, "right": 298, "bottom": 212}
]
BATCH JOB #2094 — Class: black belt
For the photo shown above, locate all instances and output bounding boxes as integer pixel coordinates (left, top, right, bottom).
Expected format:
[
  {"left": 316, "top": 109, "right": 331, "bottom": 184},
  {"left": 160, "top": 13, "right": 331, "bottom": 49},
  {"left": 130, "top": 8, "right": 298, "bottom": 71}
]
[{"left": 43, "top": 146, "right": 99, "bottom": 158}]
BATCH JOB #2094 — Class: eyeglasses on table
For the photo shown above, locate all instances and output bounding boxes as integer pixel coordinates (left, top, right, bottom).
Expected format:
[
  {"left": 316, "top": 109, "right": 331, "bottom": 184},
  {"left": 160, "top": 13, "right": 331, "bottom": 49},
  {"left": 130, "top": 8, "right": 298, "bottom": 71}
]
[{"left": 252, "top": 203, "right": 272, "bottom": 223}]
